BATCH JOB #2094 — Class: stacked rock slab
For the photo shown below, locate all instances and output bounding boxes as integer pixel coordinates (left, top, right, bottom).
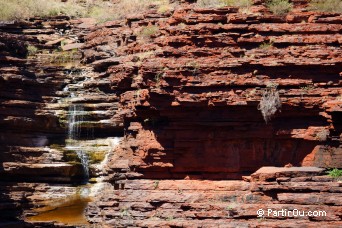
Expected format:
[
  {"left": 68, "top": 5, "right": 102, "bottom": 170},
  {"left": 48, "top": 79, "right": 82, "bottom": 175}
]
[
  {"left": 0, "top": 16, "right": 121, "bottom": 226},
  {"left": 81, "top": 0, "right": 342, "bottom": 227},
  {"left": 86, "top": 167, "right": 342, "bottom": 227},
  {"left": 0, "top": 0, "right": 341, "bottom": 227},
  {"left": 83, "top": 0, "right": 342, "bottom": 180}
]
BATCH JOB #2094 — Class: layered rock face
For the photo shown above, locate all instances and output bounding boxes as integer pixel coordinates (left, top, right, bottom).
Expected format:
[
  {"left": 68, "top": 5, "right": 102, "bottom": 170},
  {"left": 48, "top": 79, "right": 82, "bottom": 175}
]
[
  {"left": 0, "top": 0, "right": 342, "bottom": 227},
  {"left": 87, "top": 167, "right": 342, "bottom": 227},
  {"left": 0, "top": 16, "right": 122, "bottom": 226},
  {"left": 83, "top": 0, "right": 342, "bottom": 179},
  {"left": 81, "top": 0, "right": 342, "bottom": 226}
]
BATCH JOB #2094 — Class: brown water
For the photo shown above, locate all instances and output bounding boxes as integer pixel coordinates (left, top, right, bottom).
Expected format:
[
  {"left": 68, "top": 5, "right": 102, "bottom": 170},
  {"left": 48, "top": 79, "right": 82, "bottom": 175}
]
[{"left": 27, "top": 197, "right": 90, "bottom": 225}]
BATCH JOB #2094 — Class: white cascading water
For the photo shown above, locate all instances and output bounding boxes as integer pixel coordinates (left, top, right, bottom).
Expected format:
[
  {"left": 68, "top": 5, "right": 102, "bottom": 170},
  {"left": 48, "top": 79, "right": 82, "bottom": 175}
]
[{"left": 67, "top": 104, "right": 89, "bottom": 180}]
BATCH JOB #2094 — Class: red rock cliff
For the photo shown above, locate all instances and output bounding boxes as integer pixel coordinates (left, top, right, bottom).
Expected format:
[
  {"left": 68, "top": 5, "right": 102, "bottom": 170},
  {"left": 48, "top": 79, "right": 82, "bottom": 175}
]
[
  {"left": 83, "top": 0, "right": 342, "bottom": 180},
  {"left": 81, "top": 0, "right": 342, "bottom": 226},
  {"left": 0, "top": 0, "right": 341, "bottom": 227}
]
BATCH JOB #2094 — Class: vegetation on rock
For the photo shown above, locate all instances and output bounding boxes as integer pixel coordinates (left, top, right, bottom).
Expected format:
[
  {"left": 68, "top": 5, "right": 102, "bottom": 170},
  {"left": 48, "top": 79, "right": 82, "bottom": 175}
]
[
  {"left": 0, "top": 0, "right": 84, "bottom": 21},
  {"left": 196, "top": 0, "right": 252, "bottom": 8},
  {"left": 328, "top": 168, "right": 342, "bottom": 179},
  {"left": 0, "top": 0, "right": 174, "bottom": 22},
  {"left": 140, "top": 25, "right": 160, "bottom": 39},
  {"left": 309, "top": 0, "right": 342, "bottom": 13},
  {"left": 266, "top": 0, "right": 293, "bottom": 16},
  {"left": 26, "top": 45, "right": 39, "bottom": 56},
  {"left": 258, "top": 84, "right": 282, "bottom": 123},
  {"left": 88, "top": 151, "right": 106, "bottom": 164},
  {"left": 259, "top": 41, "right": 274, "bottom": 49}
]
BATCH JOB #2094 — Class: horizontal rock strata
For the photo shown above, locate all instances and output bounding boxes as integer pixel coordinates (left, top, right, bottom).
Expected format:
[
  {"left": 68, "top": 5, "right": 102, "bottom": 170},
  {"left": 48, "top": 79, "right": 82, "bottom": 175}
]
[{"left": 0, "top": 0, "right": 341, "bottom": 227}]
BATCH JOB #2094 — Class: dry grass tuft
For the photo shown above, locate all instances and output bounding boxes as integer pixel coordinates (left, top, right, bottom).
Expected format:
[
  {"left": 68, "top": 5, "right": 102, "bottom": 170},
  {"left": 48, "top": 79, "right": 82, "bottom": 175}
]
[
  {"left": 258, "top": 84, "right": 281, "bottom": 123},
  {"left": 308, "top": 0, "right": 342, "bottom": 13},
  {"left": 0, "top": 0, "right": 176, "bottom": 22},
  {"left": 0, "top": 0, "right": 85, "bottom": 21},
  {"left": 196, "top": 0, "right": 252, "bottom": 8},
  {"left": 140, "top": 25, "right": 160, "bottom": 39},
  {"left": 266, "top": 0, "right": 293, "bottom": 16}
]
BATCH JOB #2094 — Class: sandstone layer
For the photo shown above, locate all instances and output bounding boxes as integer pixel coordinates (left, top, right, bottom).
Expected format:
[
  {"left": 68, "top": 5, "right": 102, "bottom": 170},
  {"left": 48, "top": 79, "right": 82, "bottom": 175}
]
[{"left": 0, "top": 0, "right": 341, "bottom": 227}]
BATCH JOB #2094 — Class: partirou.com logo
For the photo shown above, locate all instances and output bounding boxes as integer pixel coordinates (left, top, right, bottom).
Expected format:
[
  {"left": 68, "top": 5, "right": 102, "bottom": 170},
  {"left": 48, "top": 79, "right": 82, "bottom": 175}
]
[{"left": 257, "top": 208, "right": 327, "bottom": 218}]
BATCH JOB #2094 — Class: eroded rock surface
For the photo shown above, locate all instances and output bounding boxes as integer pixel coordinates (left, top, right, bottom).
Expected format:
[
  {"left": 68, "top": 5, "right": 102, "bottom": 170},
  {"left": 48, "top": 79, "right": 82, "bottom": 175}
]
[
  {"left": 82, "top": 0, "right": 342, "bottom": 179},
  {"left": 0, "top": 0, "right": 342, "bottom": 227}
]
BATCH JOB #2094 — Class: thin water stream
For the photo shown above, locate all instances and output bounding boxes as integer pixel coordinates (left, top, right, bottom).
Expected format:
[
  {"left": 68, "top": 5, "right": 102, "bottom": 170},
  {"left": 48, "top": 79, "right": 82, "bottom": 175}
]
[
  {"left": 67, "top": 104, "right": 89, "bottom": 180},
  {"left": 27, "top": 69, "right": 121, "bottom": 226}
]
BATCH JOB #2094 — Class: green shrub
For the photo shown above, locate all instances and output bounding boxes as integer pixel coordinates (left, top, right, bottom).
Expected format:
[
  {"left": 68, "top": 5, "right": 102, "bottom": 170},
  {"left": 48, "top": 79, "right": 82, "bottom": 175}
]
[
  {"left": 328, "top": 168, "right": 342, "bottom": 179},
  {"left": 153, "top": 180, "right": 160, "bottom": 189},
  {"left": 88, "top": 151, "right": 106, "bottom": 164},
  {"left": 266, "top": 0, "right": 293, "bottom": 16},
  {"left": 259, "top": 41, "right": 274, "bottom": 49},
  {"left": 308, "top": 0, "right": 342, "bottom": 13},
  {"left": 50, "top": 49, "right": 79, "bottom": 63},
  {"left": 27, "top": 45, "right": 38, "bottom": 56},
  {"left": 140, "top": 25, "right": 160, "bottom": 38}
]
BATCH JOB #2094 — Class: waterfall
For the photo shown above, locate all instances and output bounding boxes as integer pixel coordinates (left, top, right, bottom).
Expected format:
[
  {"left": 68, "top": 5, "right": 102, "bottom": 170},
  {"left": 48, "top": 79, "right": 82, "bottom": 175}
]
[{"left": 67, "top": 104, "right": 89, "bottom": 180}]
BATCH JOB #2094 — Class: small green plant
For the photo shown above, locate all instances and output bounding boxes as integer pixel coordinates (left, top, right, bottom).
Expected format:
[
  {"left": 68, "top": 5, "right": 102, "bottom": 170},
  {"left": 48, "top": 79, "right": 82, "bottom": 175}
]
[
  {"left": 266, "top": 0, "right": 293, "bottom": 16},
  {"left": 178, "top": 23, "right": 186, "bottom": 29},
  {"left": 153, "top": 180, "right": 160, "bottom": 189},
  {"left": 226, "top": 205, "right": 234, "bottom": 211},
  {"left": 308, "top": 0, "right": 342, "bottom": 13},
  {"left": 266, "top": 82, "right": 279, "bottom": 88},
  {"left": 258, "top": 216, "right": 267, "bottom": 222},
  {"left": 120, "top": 208, "right": 131, "bottom": 218},
  {"left": 27, "top": 45, "right": 38, "bottom": 56},
  {"left": 300, "top": 84, "right": 315, "bottom": 92},
  {"left": 155, "top": 71, "right": 165, "bottom": 83},
  {"left": 63, "top": 150, "right": 81, "bottom": 163},
  {"left": 166, "top": 216, "right": 174, "bottom": 221},
  {"left": 140, "top": 25, "right": 159, "bottom": 39},
  {"left": 245, "top": 88, "right": 257, "bottom": 99},
  {"left": 50, "top": 49, "right": 79, "bottom": 63},
  {"left": 327, "top": 168, "right": 342, "bottom": 179},
  {"left": 49, "top": 144, "right": 63, "bottom": 150},
  {"left": 88, "top": 151, "right": 106, "bottom": 164},
  {"left": 259, "top": 41, "right": 274, "bottom": 49},
  {"left": 186, "top": 61, "right": 200, "bottom": 76}
]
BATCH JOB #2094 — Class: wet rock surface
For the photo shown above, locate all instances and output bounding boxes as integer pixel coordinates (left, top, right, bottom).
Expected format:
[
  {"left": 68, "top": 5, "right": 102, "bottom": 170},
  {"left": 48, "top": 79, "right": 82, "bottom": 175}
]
[{"left": 0, "top": 15, "right": 121, "bottom": 226}]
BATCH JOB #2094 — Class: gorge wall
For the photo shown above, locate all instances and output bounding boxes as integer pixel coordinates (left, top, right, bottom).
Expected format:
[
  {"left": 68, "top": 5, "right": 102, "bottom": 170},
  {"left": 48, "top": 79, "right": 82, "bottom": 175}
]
[
  {"left": 83, "top": 0, "right": 342, "bottom": 179},
  {"left": 0, "top": 0, "right": 341, "bottom": 227}
]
